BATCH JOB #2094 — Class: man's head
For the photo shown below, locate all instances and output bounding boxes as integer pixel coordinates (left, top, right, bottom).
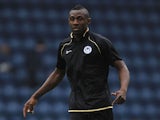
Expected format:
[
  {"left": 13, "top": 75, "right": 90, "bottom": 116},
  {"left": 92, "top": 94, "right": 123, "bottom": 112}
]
[{"left": 68, "top": 5, "right": 91, "bottom": 35}]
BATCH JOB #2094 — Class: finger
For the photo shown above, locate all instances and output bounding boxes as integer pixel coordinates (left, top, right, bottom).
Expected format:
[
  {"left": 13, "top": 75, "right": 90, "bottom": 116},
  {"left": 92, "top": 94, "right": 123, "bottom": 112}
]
[
  {"left": 23, "top": 104, "right": 34, "bottom": 117},
  {"left": 27, "top": 105, "right": 34, "bottom": 113},
  {"left": 27, "top": 108, "right": 34, "bottom": 114},
  {"left": 112, "top": 97, "right": 118, "bottom": 105},
  {"left": 23, "top": 109, "right": 26, "bottom": 118},
  {"left": 112, "top": 96, "right": 126, "bottom": 105},
  {"left": 111, "top": 92, "right": 117, "bottom": 96},
  {"left": 23, "top": 105, "right": 28, "bottom": 118},
  {"left": 112, "top": 95, "right": 121, "bottom": 105},
  {"left": 117, "top": 96, "right": 125, "bottom": 104}
]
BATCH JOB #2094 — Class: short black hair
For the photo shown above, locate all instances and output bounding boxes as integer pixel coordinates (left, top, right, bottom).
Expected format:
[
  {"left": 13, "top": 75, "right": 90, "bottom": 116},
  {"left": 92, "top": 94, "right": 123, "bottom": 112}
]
[
  {"left": 70, "top": 4, "right": 90, "bottom": 18},
  {"left": 71, "top": 4, "right": 86, "bottom": 10}
]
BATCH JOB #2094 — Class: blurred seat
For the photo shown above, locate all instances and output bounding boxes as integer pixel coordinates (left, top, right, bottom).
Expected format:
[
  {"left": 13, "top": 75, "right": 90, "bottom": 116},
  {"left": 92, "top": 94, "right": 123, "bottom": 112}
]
[
  {"left": 14, "top": 68, "right": 28, "bottom": 84},
  {"left": 0, "top": 116, "right": 7, "bottom": 120},
  {"left": 18, "top": 87, "right": 32, "bottom": 100},
  {"left": 127, "top": 87, "right": 139, "bottom": 103},
  {"left": 36, "top": 102, "right": 53, "bottom": 116},
  {"left": 16, "top": 9, "right": 29, "bottom": 20},
  {"left": 22, "top": 38, "right": 35, "bottom": 50},
  {"left": 140, "top": 87, "right": 154, "bottom": 103},
  {"left": 143, "top": 104, "right": 158, "bottom": 119},
  {"left": 129, "top": 103, "right": 143, "bottom": 118},
  {"left": 50, "top": 87, "right": 68, "bottom": 101},
  {"left": 2, "top": 85, "right": 17, "bottom": 100},
  {"left": 12, "top": 52, "right": 26, "bottom": 67},
  {"left": 46, "top": 10, "right": 59, "bottom": 20},
  {"left": 0, "top": 72, "right": 13, "bottom": 84},
  {"left": 5, "top": 101, "right": 21, "bottom": 115},
  {"left": 5, "top": 22, "right": 17, "bottom": 33},
  {"left": 52, "top": 102, "right": 67, "bottom": 115},
  {"left": 31, "top": 9, "right": 44, "bottom": 20},
  {"left": 1, "top": 8, "right": 13, "bottom": 18},
  {"left": 0, "top": 101, "right": 5, "bottom": 115},
  {"left": 0, "top": 0, "right": 159, "bottom": 120},
  {"left": 9, "top": 38, "right": 21, "bottom": 50},
  {"left": 42, "top": 53, "right": 56, "bottom": 66}
]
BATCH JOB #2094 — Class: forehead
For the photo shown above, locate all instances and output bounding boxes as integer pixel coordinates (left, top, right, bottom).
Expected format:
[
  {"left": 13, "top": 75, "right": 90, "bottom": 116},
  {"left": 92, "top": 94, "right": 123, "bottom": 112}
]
[{"left": 69, "top": 9, "right": 88, "bottom": 17}]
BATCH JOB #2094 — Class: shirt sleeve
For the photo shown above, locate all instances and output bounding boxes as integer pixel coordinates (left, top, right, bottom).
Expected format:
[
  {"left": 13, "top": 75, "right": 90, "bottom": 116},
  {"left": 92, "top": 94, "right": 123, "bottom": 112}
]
[
  {"left": 56, "top": 43, "right": 66, "bottom": 69},
  {"left": 101, "top": 38, "right": 122, "bottom": 66}
]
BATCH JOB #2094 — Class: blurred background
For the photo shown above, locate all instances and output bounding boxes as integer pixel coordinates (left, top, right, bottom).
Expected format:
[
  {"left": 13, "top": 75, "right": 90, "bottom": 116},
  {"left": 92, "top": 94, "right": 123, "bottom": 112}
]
[{"left": 0, "top": 0, "right": 159, "bottom": 120}]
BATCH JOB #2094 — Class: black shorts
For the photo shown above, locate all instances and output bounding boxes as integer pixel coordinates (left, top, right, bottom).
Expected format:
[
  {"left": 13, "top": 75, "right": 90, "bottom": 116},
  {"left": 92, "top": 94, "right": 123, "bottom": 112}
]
[{"left": 70, "top": 109, "right": 113, "bottom": 120}]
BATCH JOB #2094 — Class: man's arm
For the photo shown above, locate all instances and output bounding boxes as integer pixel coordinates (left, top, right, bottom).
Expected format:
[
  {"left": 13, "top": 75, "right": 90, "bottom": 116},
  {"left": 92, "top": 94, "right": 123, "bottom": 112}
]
[
  {"left": 112, "top": 60, "right": 130, "bottom": 105},
  {"left": 23, "top": 68, "right": 65, "bottom": 117}
]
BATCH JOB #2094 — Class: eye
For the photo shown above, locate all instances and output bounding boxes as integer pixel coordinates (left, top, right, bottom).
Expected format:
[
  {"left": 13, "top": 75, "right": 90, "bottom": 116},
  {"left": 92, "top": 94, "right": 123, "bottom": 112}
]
[
  {"left": 69, "top": 17, "right": 75, "bottom": 21},
  {"left": 77, "top": 16, "right": 83, "bottom": 21}
]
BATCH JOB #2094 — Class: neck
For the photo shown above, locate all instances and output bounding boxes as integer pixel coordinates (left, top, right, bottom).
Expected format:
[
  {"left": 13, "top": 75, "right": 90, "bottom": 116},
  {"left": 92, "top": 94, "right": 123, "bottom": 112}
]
[
  {"left": 70, "top": 27, "right": 89, "bottom": 40},
  {"left": 72, "top": 32, "right": 84, "bottom": 39}
]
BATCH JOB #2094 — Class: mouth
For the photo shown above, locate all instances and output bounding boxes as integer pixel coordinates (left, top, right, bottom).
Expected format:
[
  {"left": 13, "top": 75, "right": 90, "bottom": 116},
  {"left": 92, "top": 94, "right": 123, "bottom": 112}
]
[
  {"left": 71, "top": 26, "right": 86, "bottom": 34},
  {"left": 72, "top": 29, "right": 81, "bottom": 34},
  {"left": 72, "top": 27, "right": 80, "bottom": 31}
]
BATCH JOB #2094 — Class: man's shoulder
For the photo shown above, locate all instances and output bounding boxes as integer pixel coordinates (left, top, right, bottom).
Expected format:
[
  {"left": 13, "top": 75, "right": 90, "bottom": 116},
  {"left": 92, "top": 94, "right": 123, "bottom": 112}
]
[
  {"left": 62, "top": 37, "right": 71, "bottom": 43},
  {"left": 59, "top": 37, "right": 71, "bottom": 45},
  {"left": 90, "top": 32, "right": 112, "bottom": 45}
]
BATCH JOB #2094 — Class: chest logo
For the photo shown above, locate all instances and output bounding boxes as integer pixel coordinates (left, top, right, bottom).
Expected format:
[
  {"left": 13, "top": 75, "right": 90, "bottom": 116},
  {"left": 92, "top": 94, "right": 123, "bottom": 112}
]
[
  {"left": 66, "top": 50, "right": 72, "bottom": 54},
  {"left": 83, "top": 46, "right": 92, "bottom": 54}
]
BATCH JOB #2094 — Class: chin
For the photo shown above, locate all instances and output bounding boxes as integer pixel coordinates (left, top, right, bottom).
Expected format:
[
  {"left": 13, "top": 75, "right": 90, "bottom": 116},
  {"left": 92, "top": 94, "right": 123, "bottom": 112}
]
[
  {"left": 73, "top": 30, "right": 80, "bottom": 34},
  {"left": 72, "top": 29, "right": 83, "bottom": 34}
]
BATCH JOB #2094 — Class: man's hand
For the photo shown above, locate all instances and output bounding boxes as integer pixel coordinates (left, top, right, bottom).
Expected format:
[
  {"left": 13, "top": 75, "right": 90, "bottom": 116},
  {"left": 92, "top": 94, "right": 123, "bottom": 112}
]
[
  {"left": 23, "top": 97, "right": 38, "bottom": 118},
  {"left": 112, "top": 90, "right": 126, "bottom": 105}
]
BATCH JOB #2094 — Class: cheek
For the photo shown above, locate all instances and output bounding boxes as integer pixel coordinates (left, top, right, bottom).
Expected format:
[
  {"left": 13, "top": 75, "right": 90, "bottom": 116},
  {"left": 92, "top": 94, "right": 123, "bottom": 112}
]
[
  {"left": 82, "top": 21, "right": 89, "bottom": 26},
  {"left": 81, "top": 23, "right": 88, "bottom": 28},
  {"left": 68, "top": 22, "right": 73, "bottom": 27}
]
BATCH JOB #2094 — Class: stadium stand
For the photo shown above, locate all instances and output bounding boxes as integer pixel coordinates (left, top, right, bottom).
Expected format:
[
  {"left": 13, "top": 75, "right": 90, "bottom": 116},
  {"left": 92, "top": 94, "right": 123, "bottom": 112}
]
[{"left": 0, "top": 0, "right": 159, "bottom": 120}]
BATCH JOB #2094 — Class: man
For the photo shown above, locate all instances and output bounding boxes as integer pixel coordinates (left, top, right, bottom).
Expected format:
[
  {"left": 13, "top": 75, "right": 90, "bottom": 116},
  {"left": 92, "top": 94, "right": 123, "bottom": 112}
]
[{"left": 23, "top": 5, "right": 130, "bottom": 120}]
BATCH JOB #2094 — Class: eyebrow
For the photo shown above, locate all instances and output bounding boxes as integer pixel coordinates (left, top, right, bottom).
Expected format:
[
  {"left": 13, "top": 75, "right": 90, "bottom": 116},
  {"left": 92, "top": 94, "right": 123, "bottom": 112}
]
[{"left": 69, "top": 15, "right": 84, "bottom": 18}]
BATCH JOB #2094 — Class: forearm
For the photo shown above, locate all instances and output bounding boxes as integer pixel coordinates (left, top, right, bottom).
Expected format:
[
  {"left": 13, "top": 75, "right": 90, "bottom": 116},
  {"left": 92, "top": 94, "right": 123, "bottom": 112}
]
[
  {"left": 119, "top": 65, "right": 130, "bottom": 92},
  {"left": 114, "top": 60, "right": 130, "bottom": 92},
  {"left": 31, "top": 68, "right": 65, "bottom": 99}
]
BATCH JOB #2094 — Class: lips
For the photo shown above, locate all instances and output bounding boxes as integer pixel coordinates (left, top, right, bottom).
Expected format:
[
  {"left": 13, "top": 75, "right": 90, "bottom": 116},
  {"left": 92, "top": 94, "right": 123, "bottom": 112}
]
[
  {"left": 72, "top": 28, "right": 80, "bottom": 32},
  {"left": 72, "top": 27, "right": 80, "bottom": 30}
]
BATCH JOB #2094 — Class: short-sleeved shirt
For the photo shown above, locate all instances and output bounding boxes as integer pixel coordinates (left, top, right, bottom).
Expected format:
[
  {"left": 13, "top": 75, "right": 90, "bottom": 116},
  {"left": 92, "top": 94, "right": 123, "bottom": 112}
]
[{"left": 56, "top": 31, "right": 122, "bottom": 112}]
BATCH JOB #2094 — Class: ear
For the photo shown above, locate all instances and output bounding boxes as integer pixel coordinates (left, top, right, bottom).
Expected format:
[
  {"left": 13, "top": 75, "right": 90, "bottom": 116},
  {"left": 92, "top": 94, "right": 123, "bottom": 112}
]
[{"left": 87, "top": 18, "right": 91, "bottom": 24}]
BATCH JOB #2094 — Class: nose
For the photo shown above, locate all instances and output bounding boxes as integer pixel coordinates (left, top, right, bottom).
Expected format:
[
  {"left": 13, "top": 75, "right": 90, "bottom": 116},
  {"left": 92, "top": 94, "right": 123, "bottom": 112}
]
[{"left": 72, "top": 19, "right": 79, "bottom": 25}]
